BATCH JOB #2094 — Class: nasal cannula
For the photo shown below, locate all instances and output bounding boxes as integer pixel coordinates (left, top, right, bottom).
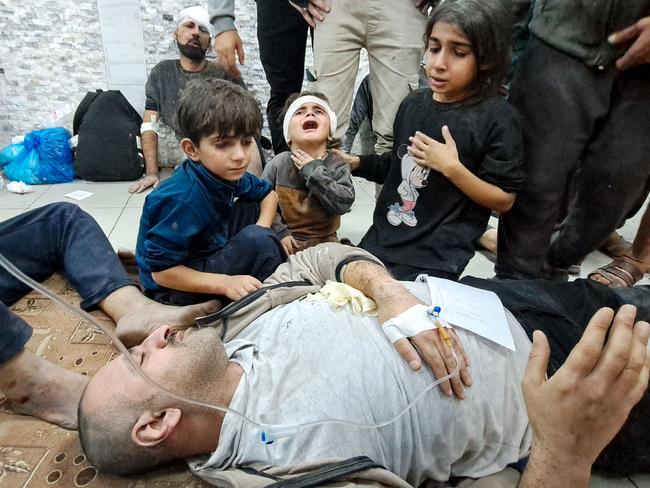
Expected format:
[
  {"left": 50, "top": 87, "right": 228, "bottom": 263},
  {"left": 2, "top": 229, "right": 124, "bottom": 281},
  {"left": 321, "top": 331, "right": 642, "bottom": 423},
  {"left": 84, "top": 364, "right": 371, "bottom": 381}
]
[{"left": 0, "top": 251, "right": 460, "bottom": 444}]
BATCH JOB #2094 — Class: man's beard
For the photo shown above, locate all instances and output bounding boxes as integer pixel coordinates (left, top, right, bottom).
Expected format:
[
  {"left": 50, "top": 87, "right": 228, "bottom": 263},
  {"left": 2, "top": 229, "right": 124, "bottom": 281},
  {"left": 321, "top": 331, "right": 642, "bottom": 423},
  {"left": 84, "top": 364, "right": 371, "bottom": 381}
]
[{"left": 177, "top": 40, "right": 207, "bottom": 61}]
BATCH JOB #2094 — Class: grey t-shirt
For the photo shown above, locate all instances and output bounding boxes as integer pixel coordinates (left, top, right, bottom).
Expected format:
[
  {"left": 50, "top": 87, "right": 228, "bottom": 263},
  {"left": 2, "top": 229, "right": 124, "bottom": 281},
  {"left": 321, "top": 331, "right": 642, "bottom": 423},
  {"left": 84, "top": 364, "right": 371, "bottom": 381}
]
[
  {"left": 144, "top": 59, "right": 242, "bottom": 138},
  {"left": 191, "top": 282, "right": 532, "bottom": 486}
]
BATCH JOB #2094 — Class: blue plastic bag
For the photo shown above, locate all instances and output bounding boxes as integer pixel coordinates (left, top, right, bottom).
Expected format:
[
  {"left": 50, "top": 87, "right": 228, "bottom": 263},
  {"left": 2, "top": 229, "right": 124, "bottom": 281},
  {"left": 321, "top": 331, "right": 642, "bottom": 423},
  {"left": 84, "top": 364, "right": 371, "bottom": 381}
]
[{"left": 0, "top": 128, "right": 74, "bottom": 184}]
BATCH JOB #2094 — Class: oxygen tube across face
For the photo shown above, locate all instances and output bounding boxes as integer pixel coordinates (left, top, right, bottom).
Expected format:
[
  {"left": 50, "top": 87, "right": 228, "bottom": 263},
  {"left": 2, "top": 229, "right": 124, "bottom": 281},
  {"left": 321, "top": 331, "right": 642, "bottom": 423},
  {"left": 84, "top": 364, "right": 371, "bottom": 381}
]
[{"left": 0, "top": 252, "right": 460, "bottom": 446}]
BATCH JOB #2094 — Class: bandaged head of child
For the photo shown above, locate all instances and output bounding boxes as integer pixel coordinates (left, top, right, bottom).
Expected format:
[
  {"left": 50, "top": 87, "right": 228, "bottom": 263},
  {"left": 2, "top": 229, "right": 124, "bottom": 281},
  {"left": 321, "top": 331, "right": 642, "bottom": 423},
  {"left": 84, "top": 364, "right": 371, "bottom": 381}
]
[{"left": 282, "top": 91, "right": 338, "bottom": 148}]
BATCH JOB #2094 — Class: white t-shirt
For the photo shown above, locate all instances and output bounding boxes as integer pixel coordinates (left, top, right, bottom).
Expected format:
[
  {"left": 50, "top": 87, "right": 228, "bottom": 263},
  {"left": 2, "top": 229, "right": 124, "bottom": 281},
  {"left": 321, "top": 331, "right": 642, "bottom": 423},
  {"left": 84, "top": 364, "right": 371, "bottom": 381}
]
[{"left": 192, "top": 282, "right": 532, "bottom": 486}]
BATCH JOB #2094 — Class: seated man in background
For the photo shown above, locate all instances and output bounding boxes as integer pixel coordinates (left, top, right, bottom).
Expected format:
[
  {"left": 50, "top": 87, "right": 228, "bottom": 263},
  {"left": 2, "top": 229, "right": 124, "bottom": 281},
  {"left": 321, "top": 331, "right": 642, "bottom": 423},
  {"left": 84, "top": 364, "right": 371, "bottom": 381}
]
[
  {"left": 78, "top": 243, "right": 650, "bottom": 487},
  {"left": 129, "top": 6, "right": 262, "bottom": 194}
]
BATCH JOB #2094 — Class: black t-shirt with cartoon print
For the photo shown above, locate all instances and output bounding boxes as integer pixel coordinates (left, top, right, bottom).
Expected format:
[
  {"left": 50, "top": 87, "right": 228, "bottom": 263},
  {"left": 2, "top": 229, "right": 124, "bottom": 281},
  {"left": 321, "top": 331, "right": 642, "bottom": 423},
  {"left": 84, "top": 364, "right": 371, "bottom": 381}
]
[{"left": 355, "top": 87, "right": 524, "bottom": 279}]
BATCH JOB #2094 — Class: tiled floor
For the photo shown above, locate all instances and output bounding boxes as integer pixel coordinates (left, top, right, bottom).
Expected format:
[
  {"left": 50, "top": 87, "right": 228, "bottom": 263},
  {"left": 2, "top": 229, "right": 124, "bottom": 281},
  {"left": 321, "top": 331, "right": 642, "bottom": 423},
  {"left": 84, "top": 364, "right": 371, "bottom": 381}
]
[{"left": 0, "top": 175, "right": 649, "bottom": 486}]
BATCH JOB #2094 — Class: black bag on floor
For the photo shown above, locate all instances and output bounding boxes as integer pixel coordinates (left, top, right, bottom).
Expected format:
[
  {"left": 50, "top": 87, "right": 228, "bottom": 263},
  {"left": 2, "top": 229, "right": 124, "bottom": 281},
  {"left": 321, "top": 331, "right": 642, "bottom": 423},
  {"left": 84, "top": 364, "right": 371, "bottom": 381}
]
[{"left": 72, "top": 89, "right": 144, "bottom": 181}]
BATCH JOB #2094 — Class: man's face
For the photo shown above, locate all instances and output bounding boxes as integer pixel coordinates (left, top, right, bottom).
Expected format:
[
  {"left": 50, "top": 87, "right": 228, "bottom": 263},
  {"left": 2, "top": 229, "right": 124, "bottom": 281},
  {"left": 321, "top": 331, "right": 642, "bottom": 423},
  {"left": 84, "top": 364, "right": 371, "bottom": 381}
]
[
  {"left": 175, "top": 20, "right": 211, "bottom": 61},
  {"left": 83, "top": 326, "right": 224, "bottom": 409}
]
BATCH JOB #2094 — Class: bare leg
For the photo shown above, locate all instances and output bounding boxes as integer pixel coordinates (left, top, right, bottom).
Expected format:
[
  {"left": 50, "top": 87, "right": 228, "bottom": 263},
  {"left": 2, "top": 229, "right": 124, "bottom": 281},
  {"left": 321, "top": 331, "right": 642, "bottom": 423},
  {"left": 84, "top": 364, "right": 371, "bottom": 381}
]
[
  {"left": 99, "top": 286, "right": 219, "bottom": 347},
  {"left": 0, "top": 349, "right": 88, "bottom": 429}
]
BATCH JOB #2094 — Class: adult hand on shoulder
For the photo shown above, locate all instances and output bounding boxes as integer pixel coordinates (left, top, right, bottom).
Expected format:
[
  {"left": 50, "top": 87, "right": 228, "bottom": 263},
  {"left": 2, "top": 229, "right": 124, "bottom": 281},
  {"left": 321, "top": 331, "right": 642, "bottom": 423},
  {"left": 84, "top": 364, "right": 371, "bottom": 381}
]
[
  {"left": 221, "top": 275, "right": 262, "bottom": 300},
  {"left": 414, "top": 0, "right": 439, "bottom": 15},
  {"left": 281, "top": 235, "right": 299, "bottom": 255},
  {"left": 522, "top": 305, "right": 650, "bottom": 483},
  {"left": 214, "top": 29, "right": 244, "bottom": 79},
  {"left": 408, "top": 127, "right": 461, "bottom": 177},
  {"left": 609, "top": 16, "right": 650, "bottom": 70},
  {"left": 331, "top": 148, "right": 360, "bottom": 171},
  {"left": 289, "top": 0, "right": 330, "bottom": 28},
  {"left": 128, "top": 174, "right": 159, "bottom": 194}
]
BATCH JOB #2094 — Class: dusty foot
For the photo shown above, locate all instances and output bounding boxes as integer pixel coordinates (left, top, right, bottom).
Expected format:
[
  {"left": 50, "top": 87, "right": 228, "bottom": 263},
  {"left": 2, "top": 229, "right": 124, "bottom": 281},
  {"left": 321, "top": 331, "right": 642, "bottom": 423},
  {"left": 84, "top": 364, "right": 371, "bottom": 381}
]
[
  {"left": 0, "top": 350, "right": 88, "bottom": 429},
  {"left": 477, "top": 227, "right": 498, "bottom": 255},
  {"left": 115, "top": 299, "right": 220, "bottom": 347},
  {"left": 598, "top": 231, "right": 632, "bottom": 259},
  {"left": 589, "top": 255, "right": 649, "bottom": 288}
]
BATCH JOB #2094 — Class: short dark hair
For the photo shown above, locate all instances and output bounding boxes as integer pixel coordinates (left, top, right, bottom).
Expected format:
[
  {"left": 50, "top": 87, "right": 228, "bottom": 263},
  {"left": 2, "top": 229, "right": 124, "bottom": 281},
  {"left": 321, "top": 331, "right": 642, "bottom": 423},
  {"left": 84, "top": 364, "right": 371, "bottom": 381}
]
[
  {"left": 176, "top": 78, "right": 263, "bottom": 144},
  {"left": 425, "top": 0, "right": 513, "bottom": 98},
  {"left": 282, "top": 91, "right": 340, "bottom": 149},
  {"left": 78, "top": 389, "right": 175, "bottom": 476}
]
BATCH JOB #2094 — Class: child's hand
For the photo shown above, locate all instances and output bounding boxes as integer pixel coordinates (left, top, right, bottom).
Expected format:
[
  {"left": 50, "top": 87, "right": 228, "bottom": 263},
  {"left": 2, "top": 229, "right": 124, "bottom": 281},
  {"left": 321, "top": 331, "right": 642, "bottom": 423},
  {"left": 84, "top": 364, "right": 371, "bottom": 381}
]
[
  {"left": 281, "top": 235, "right": 300, "bottom": 255},
  {"left": 408, "top": 126, "right": 461, "bottom": 177},
  {"left": 331, "top": 148, "right": 361, "bottom": 171},
  {"left": 291, "top": 149, "right": 324, "bottom": 170},
  {"left": 221, "top": 275, "right": 263, "bottom": 300}
]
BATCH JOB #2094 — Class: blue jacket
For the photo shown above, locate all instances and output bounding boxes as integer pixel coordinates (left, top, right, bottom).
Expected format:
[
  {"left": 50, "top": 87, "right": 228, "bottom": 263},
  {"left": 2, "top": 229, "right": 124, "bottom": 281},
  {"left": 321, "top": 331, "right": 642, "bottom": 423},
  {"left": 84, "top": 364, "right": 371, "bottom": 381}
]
[{"left": 136, "top": 160, "right": 272, "bottom": 292}]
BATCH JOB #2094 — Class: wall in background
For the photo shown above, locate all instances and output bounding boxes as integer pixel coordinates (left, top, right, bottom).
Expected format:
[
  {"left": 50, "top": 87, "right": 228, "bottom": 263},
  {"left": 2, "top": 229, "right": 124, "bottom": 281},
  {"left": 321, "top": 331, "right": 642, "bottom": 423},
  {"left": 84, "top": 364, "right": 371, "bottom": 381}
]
[{"left": 0, "top": 0, "right": 367, "bottom": 149}]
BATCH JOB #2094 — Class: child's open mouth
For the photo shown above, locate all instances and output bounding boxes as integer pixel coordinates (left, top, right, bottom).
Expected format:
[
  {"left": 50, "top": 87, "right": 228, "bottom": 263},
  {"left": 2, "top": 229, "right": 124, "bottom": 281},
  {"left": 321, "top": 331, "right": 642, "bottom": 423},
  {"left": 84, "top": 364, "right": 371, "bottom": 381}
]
[{"left": 302, "top": 120, "right": 319, "bottom": 131}]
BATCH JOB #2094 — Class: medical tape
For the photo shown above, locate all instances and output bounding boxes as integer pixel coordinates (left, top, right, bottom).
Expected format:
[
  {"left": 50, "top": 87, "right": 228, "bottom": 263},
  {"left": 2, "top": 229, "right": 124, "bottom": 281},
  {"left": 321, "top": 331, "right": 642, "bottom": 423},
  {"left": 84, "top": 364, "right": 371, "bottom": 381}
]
[
  {"left": 382, "top": 304, "right": 450, "bottom": 343},
  {"left": 140, "top": 121, "right": 159, "bottom": 134}
]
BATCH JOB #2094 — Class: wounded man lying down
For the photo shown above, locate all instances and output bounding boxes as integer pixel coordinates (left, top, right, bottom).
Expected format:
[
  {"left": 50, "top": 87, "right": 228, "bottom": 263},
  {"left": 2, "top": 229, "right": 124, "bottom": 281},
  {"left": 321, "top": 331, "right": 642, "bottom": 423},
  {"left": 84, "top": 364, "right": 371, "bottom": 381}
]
[{"left": 75, "top": 242, "right": 650, "bottom": 487}]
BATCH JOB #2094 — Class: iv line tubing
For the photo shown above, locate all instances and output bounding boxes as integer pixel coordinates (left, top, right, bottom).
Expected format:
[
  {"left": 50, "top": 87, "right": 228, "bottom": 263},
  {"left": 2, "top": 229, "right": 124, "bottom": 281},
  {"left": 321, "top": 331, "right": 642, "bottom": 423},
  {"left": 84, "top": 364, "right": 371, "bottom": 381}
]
[{"left": 0, "top": 251, "right": 460, "bottom": 438}]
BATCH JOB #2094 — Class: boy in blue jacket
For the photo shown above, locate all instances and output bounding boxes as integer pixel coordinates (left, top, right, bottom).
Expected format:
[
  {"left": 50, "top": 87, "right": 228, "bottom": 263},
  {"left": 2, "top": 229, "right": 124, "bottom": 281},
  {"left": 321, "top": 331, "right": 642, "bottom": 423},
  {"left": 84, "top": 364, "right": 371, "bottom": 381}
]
[{"left": 136, "top": 79, "right": 284, "bottom": 306}]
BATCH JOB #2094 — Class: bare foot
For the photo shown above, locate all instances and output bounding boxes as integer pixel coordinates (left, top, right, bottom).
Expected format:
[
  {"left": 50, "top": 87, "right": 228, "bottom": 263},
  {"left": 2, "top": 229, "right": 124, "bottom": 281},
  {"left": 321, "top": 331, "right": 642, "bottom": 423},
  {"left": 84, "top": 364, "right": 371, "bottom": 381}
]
[
  {"left": 115, "top": 299, "right": 220, "bottom": 347},
  {"left": 477, "top": 227, "right": 498, "bottom": 255},
  {"left": 589, "top": 256, "right": 647, "bottom": 288},
  {"left": 0, "top": 350, "right": 88, "bottom": 429}
]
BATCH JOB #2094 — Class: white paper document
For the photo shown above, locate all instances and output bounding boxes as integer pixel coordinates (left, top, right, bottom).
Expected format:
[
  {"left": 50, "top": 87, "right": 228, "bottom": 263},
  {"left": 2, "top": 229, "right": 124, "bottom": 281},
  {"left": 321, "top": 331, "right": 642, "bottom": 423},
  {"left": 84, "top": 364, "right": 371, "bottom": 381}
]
[
  {"left": 64, "top": 190, "right": 93, "bottom": 201},
  {"left": 424, "top": 276, "right": 515, "bottom": 351}
]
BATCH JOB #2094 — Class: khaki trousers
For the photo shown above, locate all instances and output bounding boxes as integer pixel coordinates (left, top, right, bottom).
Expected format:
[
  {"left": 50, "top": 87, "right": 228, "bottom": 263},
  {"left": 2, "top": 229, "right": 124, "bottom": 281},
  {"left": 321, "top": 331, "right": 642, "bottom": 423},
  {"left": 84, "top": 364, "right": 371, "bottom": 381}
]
[{"left": 313, "top": 0, "right": 426, "bottom": 154}]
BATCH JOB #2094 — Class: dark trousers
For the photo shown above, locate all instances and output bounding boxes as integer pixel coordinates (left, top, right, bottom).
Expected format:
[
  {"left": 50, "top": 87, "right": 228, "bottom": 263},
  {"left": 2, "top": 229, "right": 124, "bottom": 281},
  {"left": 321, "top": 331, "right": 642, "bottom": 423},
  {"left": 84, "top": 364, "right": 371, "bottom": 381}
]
[
  {"left": 461, "top": 276, "right": 650, "bottom": 475},
  {"left": 0, "top": 203, "right": 134, "bottom": 363},
  {"left": 382, "top": 259, "right": 458, "bottom": 282},
  {"left": 150, "top": 201, "right": 286, "bottom": 306},
  {"left": 497, "top": 36, "right": 650, "bottom": 278},
  {"left": 257, "top": 0, "right": 310, "bottom": 154}
]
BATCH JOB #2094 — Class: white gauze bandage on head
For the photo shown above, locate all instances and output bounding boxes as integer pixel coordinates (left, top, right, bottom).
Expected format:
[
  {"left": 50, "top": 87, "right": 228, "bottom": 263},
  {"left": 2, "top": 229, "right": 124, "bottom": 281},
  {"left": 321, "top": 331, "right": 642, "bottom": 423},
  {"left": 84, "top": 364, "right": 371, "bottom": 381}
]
[
  {"left": 176, "top": 6, "right": 212, "bottom": 36},
  {"left": 282, "top": 95, "right": 338, "bottom": 144}
]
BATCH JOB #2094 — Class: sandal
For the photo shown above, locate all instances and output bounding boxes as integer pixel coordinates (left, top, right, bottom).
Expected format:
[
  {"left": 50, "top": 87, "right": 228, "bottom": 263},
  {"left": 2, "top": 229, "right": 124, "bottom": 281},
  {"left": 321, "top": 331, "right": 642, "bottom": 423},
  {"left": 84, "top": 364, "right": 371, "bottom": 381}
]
[
  {"left": 588, "top": 257, "right": 644, "bottom": 288},
  {"left": 598, "top": 232, "right": 632, "bottom": 259}
]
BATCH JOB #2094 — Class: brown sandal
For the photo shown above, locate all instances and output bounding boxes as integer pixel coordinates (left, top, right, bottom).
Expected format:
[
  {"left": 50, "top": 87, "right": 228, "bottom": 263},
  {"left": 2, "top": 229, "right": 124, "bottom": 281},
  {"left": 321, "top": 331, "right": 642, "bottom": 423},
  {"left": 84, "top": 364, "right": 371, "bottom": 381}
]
[{"left": 588, "top": 257, "right": 644, "bottom": 288}]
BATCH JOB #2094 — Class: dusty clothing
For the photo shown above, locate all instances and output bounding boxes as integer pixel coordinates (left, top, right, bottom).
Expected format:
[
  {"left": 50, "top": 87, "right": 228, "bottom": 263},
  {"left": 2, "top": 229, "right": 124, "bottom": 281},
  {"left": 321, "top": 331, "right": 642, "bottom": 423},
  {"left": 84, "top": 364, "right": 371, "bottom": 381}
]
[
  {"left": 144, "top": 60, "right": 240, "bottom": 139},
  {"left": 185, "top": 244, "right": 531, "bottom": 486},
  {"left": 263, "top": 151, "right": 354, "bottom": 250},
  {"left": 195, "top": 284, "right": 532, "bottom": 486},
  {"left": 135, "top": 160, "right": 274, "bottom": 294},
  {"left": 496, "top": 1, "right": 650, "bottom": 279},
  {"left": 357, "top": 88, "right": 524, "bottom": 280},
  {"left": 527, "top": 0, "right": 650, "bottom": 67}
]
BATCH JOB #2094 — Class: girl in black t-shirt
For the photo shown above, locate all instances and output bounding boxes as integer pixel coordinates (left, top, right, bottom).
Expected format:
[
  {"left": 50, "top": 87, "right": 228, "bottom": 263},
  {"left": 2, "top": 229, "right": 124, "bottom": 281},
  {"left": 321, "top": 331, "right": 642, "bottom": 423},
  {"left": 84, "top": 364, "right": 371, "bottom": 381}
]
[{"left": 338, "top": 0, "right": 524, "bottom": 280}]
